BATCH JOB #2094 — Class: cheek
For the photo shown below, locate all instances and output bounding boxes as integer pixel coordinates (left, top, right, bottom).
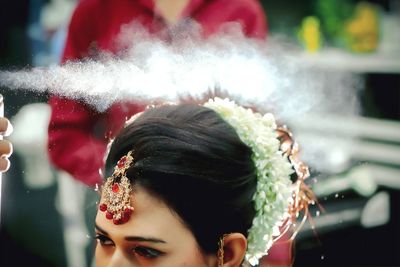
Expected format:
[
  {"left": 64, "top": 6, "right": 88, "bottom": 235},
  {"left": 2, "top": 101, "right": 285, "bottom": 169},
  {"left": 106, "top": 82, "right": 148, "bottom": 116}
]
[{"left": 95, "top": 243, "right": 111, "bottom": 267}]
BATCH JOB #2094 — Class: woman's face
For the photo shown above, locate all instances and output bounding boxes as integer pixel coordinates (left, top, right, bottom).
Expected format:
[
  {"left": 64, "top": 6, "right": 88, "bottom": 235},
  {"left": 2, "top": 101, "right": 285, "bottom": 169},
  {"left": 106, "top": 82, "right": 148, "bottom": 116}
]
[{"left": 95, "top": 187, "right": 216, "bottom": 267}]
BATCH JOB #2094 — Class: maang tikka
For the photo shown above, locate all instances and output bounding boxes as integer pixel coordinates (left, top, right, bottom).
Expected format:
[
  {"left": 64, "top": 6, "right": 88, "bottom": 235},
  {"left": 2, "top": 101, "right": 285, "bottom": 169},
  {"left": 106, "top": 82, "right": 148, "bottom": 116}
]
[{"left": 99, "top": 151, "right": 135, "bottom": 225}]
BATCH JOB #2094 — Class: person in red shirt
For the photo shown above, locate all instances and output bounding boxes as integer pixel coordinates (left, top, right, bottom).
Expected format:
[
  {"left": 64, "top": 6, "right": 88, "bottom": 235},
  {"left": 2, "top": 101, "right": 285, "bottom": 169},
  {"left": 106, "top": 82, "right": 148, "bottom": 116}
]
[{"left": 48, "top": 0, "right": 267, "bottom": 187}]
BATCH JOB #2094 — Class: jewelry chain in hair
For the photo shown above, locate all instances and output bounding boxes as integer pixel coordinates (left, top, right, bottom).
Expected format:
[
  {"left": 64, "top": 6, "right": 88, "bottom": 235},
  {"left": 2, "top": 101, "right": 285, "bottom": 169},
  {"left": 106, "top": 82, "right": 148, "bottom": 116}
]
[
  {"left": 276, "top": 126, "right": 316, "bottom": 239},
  {"left": 99, "top": 151, "right": 134, "bottom": 225}
]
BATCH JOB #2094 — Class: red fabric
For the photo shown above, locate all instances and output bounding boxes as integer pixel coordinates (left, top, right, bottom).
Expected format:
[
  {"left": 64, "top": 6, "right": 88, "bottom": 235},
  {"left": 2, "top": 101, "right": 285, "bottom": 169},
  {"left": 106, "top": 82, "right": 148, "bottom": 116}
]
[
  {"left": 260, "top": 234, "right": 293, "bottom": 266},
  {"left": 48, "top": 0, "right": 267, "bottom": 186}
]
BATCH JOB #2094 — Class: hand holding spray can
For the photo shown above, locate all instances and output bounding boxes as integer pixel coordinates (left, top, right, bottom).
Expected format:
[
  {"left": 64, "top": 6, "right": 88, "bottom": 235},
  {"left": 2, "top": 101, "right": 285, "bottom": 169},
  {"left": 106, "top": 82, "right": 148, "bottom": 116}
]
[
  {"left": 0, "top": 94, "right": 13, "bottom": 226},
  {"left": 0, "top": 94, "right": 12, "bottom": 172}
]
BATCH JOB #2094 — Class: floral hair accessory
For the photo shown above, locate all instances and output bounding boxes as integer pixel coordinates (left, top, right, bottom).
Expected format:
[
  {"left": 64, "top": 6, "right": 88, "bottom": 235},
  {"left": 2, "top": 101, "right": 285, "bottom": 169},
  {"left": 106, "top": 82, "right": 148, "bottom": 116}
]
[
  {"left": 204, "top": 98, "right": 312, "bottom": 266},
  {"left": 99, "top": 151, "right": 135, "bottom": 225}
]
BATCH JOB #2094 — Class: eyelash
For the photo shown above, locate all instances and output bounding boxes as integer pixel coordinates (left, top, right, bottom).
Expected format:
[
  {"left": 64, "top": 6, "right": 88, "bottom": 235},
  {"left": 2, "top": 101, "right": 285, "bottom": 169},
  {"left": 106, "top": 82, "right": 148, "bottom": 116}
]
[
  {"left": 133, "top": 246, "right": 164, "bottom": 259},
  {"left": 95, "top": 234, "right": 114, "bottom": 246},
  {"left": 95, "top": 234, "right": 164, "bottom": 259}
]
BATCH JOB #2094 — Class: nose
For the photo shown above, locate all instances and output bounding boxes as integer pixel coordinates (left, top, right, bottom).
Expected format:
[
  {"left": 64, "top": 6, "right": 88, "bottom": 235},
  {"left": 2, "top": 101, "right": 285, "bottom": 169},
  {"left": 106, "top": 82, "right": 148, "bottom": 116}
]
[{"left": 107, "top": 249, "right": 132, "bottom": 267}]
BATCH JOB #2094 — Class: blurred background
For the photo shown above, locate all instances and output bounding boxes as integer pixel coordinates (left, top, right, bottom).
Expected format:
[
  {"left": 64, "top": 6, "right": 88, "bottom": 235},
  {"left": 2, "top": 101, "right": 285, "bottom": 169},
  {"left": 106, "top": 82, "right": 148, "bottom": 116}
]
[{"left": 0, "top": 0, "right": 399, "bottom": 266}]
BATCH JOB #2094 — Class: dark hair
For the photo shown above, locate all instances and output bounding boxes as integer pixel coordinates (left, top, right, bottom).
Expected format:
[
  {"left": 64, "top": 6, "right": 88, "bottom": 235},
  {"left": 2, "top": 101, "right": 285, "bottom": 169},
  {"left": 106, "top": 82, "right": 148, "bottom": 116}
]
[{"left": 106, "top": 104, "right": 257, "bottom": 254}]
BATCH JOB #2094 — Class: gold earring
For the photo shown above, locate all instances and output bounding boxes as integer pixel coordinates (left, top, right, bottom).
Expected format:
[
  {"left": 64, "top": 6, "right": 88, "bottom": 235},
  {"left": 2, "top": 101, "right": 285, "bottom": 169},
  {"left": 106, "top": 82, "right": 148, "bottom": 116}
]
[{"left": 217, "top": 234, "right": 227, "bottom": 267}]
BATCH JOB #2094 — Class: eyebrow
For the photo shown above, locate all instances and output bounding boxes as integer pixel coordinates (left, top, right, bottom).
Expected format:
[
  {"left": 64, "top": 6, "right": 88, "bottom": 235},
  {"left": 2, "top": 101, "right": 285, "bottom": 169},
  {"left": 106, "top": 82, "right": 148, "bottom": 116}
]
[{"left": 95, "top": 223, "right": 167, "bottom": 244}]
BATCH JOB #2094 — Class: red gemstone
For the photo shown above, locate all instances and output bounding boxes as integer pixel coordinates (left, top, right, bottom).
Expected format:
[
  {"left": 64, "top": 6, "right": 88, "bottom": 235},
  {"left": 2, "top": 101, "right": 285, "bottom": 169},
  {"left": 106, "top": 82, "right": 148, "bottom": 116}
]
[
  {"left": 117, "top": 156, "right": 127, "bottom": 168},
  {"left": 124, "top": 208, "right": 132, "bottom": 216},
  {"left": 106, "top": 211, "right": 114, "bottom": 220},
  {"left": 99, "top": 204, "right": 107, "bottom": 212},
  {"left": 112, "top": 183, "right": 119, "bottom": 193},
  {"left": 121, "top": 214, "right": 129, "bottom": 223},
  {"left": 113, "top": 218, "right": 122, "bottom": 225},
  {"left": 120, "top": 209, "right": 132, "bottom": 223}
]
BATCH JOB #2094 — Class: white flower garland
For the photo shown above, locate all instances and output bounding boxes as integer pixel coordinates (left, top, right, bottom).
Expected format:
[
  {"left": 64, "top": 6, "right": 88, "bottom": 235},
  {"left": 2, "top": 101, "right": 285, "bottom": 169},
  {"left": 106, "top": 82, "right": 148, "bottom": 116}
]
[{"left": 204, "top": 98, "right": 294, "bottom": 266}]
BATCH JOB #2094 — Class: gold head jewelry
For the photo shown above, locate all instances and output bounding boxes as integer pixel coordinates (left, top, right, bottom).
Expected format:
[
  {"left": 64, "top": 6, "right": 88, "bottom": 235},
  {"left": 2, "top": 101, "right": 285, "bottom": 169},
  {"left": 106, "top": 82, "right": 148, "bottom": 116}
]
[
  {"left": 276, "top": 126, "right": 316, "bottom": 237},
  {"left": 99, "top": 151, "right": 135, "bottom": 225}
]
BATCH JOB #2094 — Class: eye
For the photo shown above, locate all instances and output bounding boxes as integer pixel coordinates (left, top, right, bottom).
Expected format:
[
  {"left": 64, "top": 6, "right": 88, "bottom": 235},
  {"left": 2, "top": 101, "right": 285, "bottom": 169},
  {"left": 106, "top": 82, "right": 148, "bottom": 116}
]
[
  {"left": 95, "top": 234, "right": 115, "bottom": 246},
  {"left": 133, "top": 246, "right": 164, "bottom": 259}
]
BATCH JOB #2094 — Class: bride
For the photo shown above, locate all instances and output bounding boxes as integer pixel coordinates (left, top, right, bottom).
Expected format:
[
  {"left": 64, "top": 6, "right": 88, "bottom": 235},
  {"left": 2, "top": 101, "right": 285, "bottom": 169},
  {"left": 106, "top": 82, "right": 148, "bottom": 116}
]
[{"left": 94, "top": 98, "right": 311, "bottom": 267}]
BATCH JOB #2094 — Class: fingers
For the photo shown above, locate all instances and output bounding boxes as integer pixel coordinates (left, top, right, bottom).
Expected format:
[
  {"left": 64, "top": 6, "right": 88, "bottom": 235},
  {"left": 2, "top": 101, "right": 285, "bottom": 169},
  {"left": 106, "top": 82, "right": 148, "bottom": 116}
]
[
  {"left": 0, "top": 140, "right": 12, "bottom": 157},
  {"left": 0, "top": 102, "right": 13, "bottom": 171},
  {"left": 0, "top": 157, "right": 10, "bottom": 172},
  {"left": 0, "top": 118, "right": 7, "bottom": 132},
  {"left": 0, "top": 140, "right": 12, "bottom": 172},
  {"left": 0, "top": 117, "right": 13, "bottom": 137}
]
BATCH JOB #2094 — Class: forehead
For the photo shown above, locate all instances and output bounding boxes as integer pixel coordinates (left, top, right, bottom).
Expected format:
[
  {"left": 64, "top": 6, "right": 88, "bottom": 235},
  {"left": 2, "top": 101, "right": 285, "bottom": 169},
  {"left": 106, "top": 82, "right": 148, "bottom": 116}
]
[{"left": 95, "top": 187, "right": 192, "bottom": 242}]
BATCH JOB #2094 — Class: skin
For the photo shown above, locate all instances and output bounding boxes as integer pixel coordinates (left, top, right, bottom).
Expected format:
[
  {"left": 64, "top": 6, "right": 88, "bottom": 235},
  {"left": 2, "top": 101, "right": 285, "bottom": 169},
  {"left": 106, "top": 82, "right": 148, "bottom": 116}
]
[
  {"left": 155, "top": 0, "right": 190, "bottom": 24},
  {"left": 95, "top": 186, "right": 214, "bottom": 267},
  {"left": 95, "top": 186, "right": 247, "bottom": 267},
  {"left": 0, "top": 117, "right": 12, "bottom": 172}
]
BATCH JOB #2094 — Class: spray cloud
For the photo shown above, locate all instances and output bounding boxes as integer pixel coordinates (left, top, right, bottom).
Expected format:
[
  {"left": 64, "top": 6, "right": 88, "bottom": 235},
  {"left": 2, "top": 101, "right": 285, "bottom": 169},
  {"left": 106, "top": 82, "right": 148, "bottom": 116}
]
[{"left": 0, "top": 21, "right": 361, "bottom": 169}]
